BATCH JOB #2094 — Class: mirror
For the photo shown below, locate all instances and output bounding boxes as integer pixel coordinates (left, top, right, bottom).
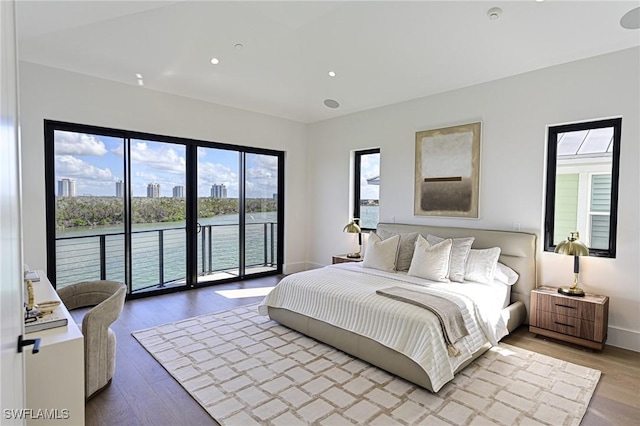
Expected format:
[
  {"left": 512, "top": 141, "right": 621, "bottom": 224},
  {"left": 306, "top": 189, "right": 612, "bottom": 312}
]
[{"left": 544, "top": 117, "right": 621, "bottom": 258}]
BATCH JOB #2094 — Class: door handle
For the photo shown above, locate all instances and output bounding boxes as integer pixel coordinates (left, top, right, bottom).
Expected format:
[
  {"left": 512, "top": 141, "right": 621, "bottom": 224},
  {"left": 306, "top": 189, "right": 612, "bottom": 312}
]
[
  {"left": 17, "top": 334, "right": 41, "bottom": 354},
  {"left": 196, "top": 222, "right": 202, "bottom": 233}
]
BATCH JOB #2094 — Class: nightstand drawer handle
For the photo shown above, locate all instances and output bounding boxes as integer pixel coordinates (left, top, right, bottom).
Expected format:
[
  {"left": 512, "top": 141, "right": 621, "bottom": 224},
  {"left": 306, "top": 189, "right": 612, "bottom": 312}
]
[
  {"left": 555, "top": 303, "right": 576, "bottom": 310},
  {"left": 554, "top": 321, "right": 575, "bottom": 328}
]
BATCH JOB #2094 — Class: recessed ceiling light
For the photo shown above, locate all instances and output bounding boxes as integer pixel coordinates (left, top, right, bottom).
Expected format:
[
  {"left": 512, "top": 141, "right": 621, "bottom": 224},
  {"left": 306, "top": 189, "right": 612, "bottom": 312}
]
[
  {"left": 210, "top": 57, "right": 220, "bottom": 65},
  {"left": 135, "top": 73, "right": 143, "bottom": 79},
  {"left": 234, "top": 43, "right": 244, "bottom": 50},
  {"left": 487, "top": 7, "right": 502, "bottom": 20},
  {"left": 328, "top": 71, "right": 336, "bottom": 77},
  {"left": 620, "top": 7, "right": 640, "bottom": 30},
  {"left": 323, "top": 99, "right": 340, "bottom": 109}
]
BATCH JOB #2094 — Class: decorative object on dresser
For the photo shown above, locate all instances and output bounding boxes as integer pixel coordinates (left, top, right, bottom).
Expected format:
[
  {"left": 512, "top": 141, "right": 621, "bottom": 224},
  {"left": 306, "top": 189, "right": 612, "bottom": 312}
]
[
  {"left": 332, "top": 254, "right": 364, "bottom": 264},
  {"left": 530, "top": 286, "right": 609, "bottom": 350},
  {"left": 342, "top": 218, "right": 362, "bottom": 258},
  {"left": 554, "top": 231, "right": 590, "bottom": 296}
]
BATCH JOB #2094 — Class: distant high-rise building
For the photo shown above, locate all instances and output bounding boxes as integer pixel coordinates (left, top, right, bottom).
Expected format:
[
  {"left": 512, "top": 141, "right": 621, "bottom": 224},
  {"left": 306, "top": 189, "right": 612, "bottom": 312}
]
[
  {"left": 147, "top": 183, "right": 161, "bottom": 198},
  {"left": 172, "top": 185, "right": 184, "bottom": 198},
  {"left": 211, "top": 184, "right": 227, "bottom": 198},
  {"left": 57, "top": 178, "right": 76, "bottom": 197},
  {"left": 115, "top": 180, "right": 124, "bottom": 197}
]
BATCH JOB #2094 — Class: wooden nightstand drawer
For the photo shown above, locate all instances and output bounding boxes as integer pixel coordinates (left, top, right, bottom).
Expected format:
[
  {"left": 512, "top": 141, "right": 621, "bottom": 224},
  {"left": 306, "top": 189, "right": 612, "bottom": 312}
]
[
  {"left": 534, "top": 311, "right": 595, "bottom": 340},
  {"left": 530, "top": 286, "right": 609, "bottom": 350},
  {"left": 535, "top": 292, "right": 596, "bottom": 320}
]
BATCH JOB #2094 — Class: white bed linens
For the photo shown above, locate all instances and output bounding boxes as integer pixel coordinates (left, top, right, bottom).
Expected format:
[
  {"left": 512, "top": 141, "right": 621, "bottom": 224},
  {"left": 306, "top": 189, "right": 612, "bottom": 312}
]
[{"left": 258, "top": 263, "right": 509, "bottom": 392}]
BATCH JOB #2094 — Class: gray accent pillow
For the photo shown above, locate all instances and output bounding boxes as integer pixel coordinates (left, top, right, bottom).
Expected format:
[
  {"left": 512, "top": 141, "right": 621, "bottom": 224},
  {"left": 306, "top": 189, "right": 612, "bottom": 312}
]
[
  {"left": 376, "top": 230, "right": 418, "bottom": 272},
  {"left": 426, "top": 234, "right": 475, "bottom": 282}
]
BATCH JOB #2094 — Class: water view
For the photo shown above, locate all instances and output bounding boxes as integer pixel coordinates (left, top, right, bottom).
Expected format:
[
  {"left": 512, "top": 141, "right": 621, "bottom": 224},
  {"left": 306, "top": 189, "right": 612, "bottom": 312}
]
[{"left": 56, "top": 211, "right": 278, "bottom": 292}]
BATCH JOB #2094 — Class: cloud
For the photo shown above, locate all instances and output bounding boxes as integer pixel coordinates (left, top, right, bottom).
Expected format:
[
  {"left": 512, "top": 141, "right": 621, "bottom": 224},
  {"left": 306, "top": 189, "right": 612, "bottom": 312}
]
[
  {"left": 112, "top": 141, "right": 186, "bottom": 174},
  {"left": 245, "top": 155, "right": 278, "bottom": 196},
  {"left": 130, "top": 142, "right": 186, "bottom": 174},
  {"left": 56, "top": 155, "right": 114, "bottom": 181},
  {"left": 54, "top": 131, "right": 108, "bottom": 156}
]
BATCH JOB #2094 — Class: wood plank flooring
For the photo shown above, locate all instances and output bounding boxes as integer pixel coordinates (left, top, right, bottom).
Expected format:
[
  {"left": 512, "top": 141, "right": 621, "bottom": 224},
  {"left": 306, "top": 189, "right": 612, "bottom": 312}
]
[{"left": 79, "top": 276, "right": 640, "bottom": 425}]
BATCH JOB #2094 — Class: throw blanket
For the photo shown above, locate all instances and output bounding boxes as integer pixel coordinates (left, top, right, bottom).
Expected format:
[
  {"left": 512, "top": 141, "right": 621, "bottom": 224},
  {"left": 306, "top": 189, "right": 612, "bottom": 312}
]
[{"left": 376, "top": 286, "right": 469, "bottom": 357}]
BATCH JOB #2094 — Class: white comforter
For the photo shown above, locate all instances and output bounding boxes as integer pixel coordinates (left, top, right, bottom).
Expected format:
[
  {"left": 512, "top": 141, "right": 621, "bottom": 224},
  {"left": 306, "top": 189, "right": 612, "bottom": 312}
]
[{"left": 258, "top": 263, "right": 509, "bottom": 392}]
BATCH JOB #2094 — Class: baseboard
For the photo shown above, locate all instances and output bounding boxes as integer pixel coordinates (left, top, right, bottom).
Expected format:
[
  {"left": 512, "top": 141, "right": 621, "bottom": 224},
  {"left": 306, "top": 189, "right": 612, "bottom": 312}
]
[{"left": 607, "top": 326, "right": 640, "bottom": 352}]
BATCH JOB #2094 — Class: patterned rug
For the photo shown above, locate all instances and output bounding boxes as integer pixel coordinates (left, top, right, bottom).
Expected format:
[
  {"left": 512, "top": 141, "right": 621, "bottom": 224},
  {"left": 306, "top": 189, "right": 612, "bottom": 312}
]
[{"left": 132, "top": 304, "right": 601, "bottom": 426}]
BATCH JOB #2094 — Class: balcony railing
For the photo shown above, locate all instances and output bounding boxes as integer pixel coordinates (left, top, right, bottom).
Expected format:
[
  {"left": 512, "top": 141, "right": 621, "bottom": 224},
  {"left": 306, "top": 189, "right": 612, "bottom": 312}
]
[{"left": 55, "top": 222, "right": 278, "bottom": 292}]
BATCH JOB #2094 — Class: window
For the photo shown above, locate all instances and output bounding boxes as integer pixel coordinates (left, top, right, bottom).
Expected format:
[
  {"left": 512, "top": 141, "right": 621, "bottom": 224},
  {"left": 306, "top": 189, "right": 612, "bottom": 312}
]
[
  {"left": 353, "top": 149, "right": 380, "bottom": 230},
  {"left": 45, "top": 120, "right": 284, "bottom": 295},
  {"left": 544, "top": 117, "right": 621, "bottom": 257}
]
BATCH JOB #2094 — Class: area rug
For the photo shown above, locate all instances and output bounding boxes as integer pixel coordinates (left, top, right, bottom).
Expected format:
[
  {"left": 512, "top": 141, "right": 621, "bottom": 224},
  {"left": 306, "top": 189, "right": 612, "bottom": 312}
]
[{"left": 132, "top": 304, "right": 601, "bottom": 426}]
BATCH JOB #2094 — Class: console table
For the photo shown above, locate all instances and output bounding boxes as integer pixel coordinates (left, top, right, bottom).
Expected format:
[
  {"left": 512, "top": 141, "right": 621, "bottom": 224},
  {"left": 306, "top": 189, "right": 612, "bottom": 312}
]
[{"left": 25, "top": 272, "right": 85, "bottom": 425}]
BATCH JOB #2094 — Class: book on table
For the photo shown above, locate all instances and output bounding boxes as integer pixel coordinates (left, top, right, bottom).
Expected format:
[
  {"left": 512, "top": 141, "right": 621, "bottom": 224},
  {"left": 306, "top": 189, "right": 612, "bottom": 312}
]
[{"left": 25, "top": 311, "right": 68, "bottom": 333}]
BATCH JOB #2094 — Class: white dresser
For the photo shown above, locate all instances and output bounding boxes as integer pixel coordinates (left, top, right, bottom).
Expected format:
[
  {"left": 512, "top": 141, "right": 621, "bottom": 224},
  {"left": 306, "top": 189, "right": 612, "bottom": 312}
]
[{"left": 24, "top": 272, "right": 85, "bottom": 425}]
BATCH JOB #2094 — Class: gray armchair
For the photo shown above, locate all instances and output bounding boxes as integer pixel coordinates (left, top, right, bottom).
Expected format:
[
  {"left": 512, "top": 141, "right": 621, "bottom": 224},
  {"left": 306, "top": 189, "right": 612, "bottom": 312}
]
[{"left": 57, "top": 280, "right": 126, "bottom": 400}]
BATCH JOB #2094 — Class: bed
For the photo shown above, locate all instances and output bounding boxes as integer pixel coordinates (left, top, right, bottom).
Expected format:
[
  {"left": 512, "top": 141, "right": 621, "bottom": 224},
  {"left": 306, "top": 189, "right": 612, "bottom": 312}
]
[{"left": 258, "top": 223, "right": 537, "bottom": 392}]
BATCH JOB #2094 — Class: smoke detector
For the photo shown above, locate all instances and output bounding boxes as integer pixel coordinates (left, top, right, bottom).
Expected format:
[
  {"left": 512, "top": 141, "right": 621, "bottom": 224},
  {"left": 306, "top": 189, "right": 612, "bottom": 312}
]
[{"left": 487, "top": 7, "right": 502, "bottom": 20}]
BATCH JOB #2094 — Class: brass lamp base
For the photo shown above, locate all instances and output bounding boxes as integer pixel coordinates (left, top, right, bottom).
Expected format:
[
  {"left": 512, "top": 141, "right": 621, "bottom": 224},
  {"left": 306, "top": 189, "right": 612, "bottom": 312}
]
[
  {"left": 346, "top": 253, "right": 361, "bottom": 259},
  {"left": 558, "top": 286, "right": 585, "bottom": 297}
]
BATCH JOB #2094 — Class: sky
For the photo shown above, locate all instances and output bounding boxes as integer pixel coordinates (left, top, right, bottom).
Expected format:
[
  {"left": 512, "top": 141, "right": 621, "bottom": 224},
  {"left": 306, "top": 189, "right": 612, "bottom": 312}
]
[
  {"left": 54, "top": 130, "right": 279, "bottom": 198},
  {"left": 359, "top": 152, "right": 380, "bottom": 200}
]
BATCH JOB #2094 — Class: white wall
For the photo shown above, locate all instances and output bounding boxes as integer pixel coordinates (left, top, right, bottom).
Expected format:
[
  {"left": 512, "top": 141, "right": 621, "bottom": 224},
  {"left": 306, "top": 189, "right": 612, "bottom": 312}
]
[
  {"left": 19, "top": 62, "right": 310, "bottom": 276},
  {"left": 308, "top": 47, "right": 640, "bottom": 351}
]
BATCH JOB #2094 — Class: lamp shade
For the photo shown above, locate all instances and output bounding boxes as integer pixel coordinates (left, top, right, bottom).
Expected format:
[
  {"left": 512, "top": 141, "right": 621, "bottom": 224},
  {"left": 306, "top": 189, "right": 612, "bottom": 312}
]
[
  {"left": 554, "top": 232, "right": 589, "bottom": 256},
  {"left": 343, "top": 220, "right": 361, "bottom": 234}
]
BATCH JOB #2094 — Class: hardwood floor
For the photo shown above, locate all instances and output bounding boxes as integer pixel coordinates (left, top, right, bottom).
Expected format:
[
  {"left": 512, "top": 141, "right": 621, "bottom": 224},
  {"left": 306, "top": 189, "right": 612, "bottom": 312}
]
[{"left": 80, "top": 277, "right": 640, "bottom": 425}]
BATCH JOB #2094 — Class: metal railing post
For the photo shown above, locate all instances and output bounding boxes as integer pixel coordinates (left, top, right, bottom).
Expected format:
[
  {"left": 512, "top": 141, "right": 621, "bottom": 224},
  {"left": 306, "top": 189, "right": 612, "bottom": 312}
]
[
  {"left": 270, "top": 222, "right": 275, "bottom": 266},
  {"left": 158, "top": 229, "right": 165, "bottom": 287},
  {"left": 99, "top": 235, "right": 106, "bottom": 280},
  {"left": 208, "top": 226, "right": 213, "bottom": 273},
  {"left": 263, "top": 223, "right": 268, "bottom": 266},
  {"left": 201, "top": 227, "right": 206, "bottom": 273}
]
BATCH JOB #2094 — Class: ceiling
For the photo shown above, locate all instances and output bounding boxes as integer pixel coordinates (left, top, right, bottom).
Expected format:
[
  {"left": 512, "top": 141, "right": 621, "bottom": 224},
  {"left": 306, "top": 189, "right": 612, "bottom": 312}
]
[{"left": 16, "top": 1, "right": 640, "bottom": 124}]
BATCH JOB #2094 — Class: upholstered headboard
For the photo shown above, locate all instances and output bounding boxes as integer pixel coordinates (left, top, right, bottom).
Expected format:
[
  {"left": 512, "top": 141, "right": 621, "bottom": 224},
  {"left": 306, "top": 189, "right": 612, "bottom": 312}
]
[{"left": 376, "top": 223, "right": 537, "bottom": 322}]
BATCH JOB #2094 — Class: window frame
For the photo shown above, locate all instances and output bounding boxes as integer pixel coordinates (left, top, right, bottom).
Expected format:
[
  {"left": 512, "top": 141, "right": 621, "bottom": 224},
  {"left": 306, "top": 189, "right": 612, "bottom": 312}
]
[
  {"left": 353, "top": 148, "right": 380, "bottom": 231},
  {"left": 44, "top": 120, "right": 285, "bottom": 296},
  {"left": 544, "top": 117, "right": 621, "bottom": 258}
]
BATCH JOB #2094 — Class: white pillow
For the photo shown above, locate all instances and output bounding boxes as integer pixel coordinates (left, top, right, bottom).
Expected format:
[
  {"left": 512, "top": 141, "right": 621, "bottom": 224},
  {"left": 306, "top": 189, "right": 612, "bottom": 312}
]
[
  {"left": 363, "top": 233, "right": 400, "bottom": 272},
  {"left": 376, "top": 230, "right": 418, "bottom": 272},
  {"left": 407, "top": 236, "right": 452, "bottom": 282},
  {"left": 465, "top": 247, "right": 501, "bottom": 285},
  {"left": 426, "top": 234, "right": 475, "bottom": 282},
  {"left": 495, "top": 262, "right": 519, "bottom": 286}
]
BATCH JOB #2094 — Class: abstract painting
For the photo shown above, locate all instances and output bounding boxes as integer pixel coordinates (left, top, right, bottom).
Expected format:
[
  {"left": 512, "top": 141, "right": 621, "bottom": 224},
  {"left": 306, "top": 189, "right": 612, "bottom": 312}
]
[{"left": 414, "top": 122, "right": 481, "bottom": 218}]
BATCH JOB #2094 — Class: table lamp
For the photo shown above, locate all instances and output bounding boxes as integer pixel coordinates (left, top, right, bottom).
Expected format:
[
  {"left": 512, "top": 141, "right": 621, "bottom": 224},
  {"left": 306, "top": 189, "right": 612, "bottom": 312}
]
[
  {"left": 554, "top": 231, "right": 590, "bottom": 296},
  {"left": 343, "top": 219, "right": 362, "bottom": 258}
]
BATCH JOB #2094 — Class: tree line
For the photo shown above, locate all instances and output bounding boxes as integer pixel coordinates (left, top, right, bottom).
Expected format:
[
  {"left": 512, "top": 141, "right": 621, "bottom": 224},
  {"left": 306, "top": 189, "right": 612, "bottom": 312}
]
[{"left": 55, "top": 196, "right": 277, "bottom": 229}]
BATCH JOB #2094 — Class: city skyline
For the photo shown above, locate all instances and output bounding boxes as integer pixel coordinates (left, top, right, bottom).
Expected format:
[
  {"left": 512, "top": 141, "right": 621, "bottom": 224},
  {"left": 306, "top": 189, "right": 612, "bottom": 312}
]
[
  {"left": 57, "top": 178, "right": 77, "bottom": 197},
  {"left": 53, "top": 130, "right": 279, "bottom": 198}
]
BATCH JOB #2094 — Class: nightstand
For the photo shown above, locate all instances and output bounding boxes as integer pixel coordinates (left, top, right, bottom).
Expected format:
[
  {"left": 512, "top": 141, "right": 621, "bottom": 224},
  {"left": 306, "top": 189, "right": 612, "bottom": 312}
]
[
  {"left": 332, "top": 254, "right": 363, "bottom": 264},
  {"left": 529, "top": 286, "right": 609, "bottom": 350}
]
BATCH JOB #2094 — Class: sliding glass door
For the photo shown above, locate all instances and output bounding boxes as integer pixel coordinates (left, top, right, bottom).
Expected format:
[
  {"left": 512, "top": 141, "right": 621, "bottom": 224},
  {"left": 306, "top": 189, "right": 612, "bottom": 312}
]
[
  {"left": 50, "top": 129, "right": 126, "bottom": 288},
  {"left": 46, "top": 121, "right": 284, "bottom": 296},
  {"left": 196, "top": 147, "right": 240, "bottom": 283},
  {"left": 244, "top": 152, "right": 281, "bottom": 276},
  {"left": 129, "top": 139, "right": 187, "bottom": 293}
]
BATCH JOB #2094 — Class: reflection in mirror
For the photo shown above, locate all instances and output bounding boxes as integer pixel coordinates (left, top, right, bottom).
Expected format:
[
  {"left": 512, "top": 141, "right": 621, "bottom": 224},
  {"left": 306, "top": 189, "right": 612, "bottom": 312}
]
[{"left": 544, "top": 117, "right": 621, "bottom": 258}]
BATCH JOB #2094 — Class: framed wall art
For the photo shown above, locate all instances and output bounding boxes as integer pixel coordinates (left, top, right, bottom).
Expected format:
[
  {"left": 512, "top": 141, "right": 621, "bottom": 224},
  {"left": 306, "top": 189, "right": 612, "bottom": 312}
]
[{"left": 414, "top": 122, "right": 481, "bottom": 218}]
